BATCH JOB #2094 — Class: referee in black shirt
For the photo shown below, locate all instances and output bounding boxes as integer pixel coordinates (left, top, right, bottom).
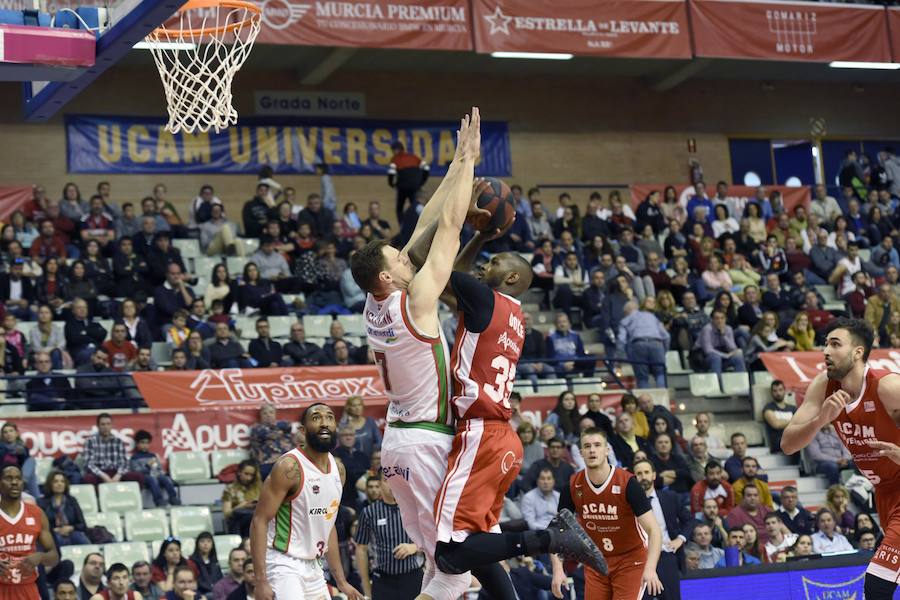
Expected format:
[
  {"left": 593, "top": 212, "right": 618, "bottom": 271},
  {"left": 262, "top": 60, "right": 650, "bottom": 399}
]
[{"left": 354, "top": 472, "right": 424, "bottom": 599}]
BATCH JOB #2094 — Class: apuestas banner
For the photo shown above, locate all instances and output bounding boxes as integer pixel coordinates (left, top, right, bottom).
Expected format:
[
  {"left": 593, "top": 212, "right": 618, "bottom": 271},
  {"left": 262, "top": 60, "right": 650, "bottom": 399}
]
[
  {"left": 628, "top": 183, "right": 811, "bottom": 216},
  {"left": 254, "top": 0, "right": 473, "bottom": 51},
  {"left": 690, "top": 0, "right": 892, "bottom": 63},
  {"left": 471, "top": 0, "right": 691, "bottom": 58},
  {"left": 890, "top": 8, "right": 900, "bottom": 63},
  {"left": 65, "top": 115, "right": 512, "bottom": 176}
]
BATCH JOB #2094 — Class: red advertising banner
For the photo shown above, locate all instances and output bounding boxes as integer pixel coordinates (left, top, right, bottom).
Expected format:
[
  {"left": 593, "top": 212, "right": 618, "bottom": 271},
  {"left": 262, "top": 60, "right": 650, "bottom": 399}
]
[
  {"left": 254, "top": 0, "right": 473, "bottom": 50},
  {"left": 132, "top": 366, "right": 388, "bottom": 411},
  {"left": 0, "top": 186, "right": 31, "bottom": 222},
  {"left": 890, "top": 8, "right": 900, "bottom": 63},
  {"left": 471, "top": 0, "right": 691, "bottom": 58},
  {"left": 628, "top": 183, "right": 810, "bottom": 216},
  {"left": 690, "top": 0, "right": 892, "bottom": 63}
]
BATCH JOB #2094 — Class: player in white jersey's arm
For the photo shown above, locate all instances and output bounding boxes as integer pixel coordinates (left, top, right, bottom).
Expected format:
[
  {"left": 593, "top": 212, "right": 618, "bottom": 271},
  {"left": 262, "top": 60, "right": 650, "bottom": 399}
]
[
  {"left": 250, "top": 403, "right": 364, "bottom": 600},
  {"left": 349, "top": 108, "right": 485, "bottom": 600}
]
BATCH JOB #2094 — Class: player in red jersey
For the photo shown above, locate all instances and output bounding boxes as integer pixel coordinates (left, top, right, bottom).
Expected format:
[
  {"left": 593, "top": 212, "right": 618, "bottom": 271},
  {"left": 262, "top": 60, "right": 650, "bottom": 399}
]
[
  {"left": 782, "top": 318, "right": 900, "bottom": 599},
  {"left": 0, "top": 464, "right": 58, "bottom": 600},
  {"left": 408, "top": 228, "right": 607, "bottom": 600},
  {"left": 551, "top": 428, "right": 663, "bottom": 600}
]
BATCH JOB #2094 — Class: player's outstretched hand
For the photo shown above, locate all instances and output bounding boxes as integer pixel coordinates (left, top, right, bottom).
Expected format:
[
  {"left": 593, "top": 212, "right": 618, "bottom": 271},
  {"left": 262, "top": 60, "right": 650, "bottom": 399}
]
[
  {"left": 337, "top": 581, "right": 366, "bottom": 600},
  {"left": 455, "top": 107, "right": 481, "bottom": 162},
  {"left": 868, "top": 440, "right": 900, "bottom": 465},
  {"left": 550, "top": 570, "right": 568, "bottom": 599},
  {"left": 822, "top": 390, "right": 851, "bottom": 422},
  {"left": 255, "top": 580, "right": 274, "bottom": 600},
  {"left": 643, "top": 568, "right": 664, "bottom": 597}
]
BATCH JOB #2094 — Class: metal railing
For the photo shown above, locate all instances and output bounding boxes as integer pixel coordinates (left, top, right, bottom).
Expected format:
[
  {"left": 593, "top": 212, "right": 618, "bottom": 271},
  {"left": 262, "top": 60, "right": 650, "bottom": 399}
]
[{"left": 0, "top": 371, "right": 146, "bottom": 412}]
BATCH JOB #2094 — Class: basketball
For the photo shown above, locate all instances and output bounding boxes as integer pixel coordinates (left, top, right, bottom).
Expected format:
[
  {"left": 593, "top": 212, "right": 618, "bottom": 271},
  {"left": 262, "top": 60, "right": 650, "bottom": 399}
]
[{"left": 468, "top": 177, "right": 516, "bottom": 233}]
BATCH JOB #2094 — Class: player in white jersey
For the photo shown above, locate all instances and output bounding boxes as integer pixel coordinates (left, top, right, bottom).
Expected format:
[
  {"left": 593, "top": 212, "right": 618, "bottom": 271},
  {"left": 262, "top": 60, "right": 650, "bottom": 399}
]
[
  {"left": 350, "top": 108, "right": 484, "bottom": 600},
  {"left": 250, "top": 403, "right": 363, "bottom": 600}
]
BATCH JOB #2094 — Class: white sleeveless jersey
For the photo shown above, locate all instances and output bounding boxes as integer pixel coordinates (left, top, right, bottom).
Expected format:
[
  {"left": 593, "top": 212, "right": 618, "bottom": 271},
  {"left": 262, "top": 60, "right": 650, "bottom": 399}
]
[
  {"left": 266, "top": 449, "right": 342, "bottom": 560},
  {"left": 364, "top": 290, "right": 453, "bottom": 430}
]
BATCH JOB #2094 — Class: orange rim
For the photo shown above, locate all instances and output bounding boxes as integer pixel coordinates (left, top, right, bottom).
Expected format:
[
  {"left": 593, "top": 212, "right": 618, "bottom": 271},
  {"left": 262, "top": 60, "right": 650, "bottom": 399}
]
[{"left": 151, "top": 0, "right": 261, "bottom": 38}]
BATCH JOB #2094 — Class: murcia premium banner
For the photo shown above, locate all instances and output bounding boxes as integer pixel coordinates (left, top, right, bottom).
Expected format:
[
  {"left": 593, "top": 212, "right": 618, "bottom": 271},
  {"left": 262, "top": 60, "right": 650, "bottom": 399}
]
[
  {"left": 890, "top": 8, "right": 900, "bottom": 63},
  {"left": 472, "top": 0, "right": 691, "bottom": 58},
  {"left": 690, "top": 0, "right": 892, "bottom": 63},
  {"left": 255, "top": 0, "right": 473, "bottom": 50}
]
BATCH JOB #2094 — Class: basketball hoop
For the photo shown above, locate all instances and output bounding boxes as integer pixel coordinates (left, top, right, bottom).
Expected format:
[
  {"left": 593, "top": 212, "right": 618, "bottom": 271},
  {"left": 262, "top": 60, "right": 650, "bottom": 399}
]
[{"left": 144, "top": 0, "right": 261, "bottom": 134}]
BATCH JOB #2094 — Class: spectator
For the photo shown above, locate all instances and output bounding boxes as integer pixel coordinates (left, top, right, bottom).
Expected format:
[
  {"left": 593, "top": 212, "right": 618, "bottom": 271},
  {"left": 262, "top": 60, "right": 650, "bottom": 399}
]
[
  {"left": 129, "top": 430, "right": 180, "bottom": 507},
  {"left": 132, "top": 561, "right": 163, "bottom": 600},
  {"left": 82, "top": 413, "right": 145, "bottom": 487},
  {"left": 620, "top": 299, "right": 669, "bottom": 386},
  {"left": 387, "top": 142, "right": 428, "bottom": 221},
  {"left": 638, "top": 393, "right": 682, "bottom": 438},
  {"left": 522, "top": 438, "right": 574, "bottom": 493},
  {"left": 694, "top": 412, "right": 729, "bottom": 461},
  {"left": 248, "top": 404, "right": 293, "bottom": 479},
  {"left": 222, "top": 460, "right": 260, "bottom": 537},
  {"left": 723, "top": 433, "right": 752, "bottom": 483},
  {"left": 811, "top": 509, "right": 853, "bottom": 554},
  {"left": 650, "top": 432, "right": 693, "bottom": 495},
  {"left": 690, "top": 459, "right": 734, "bottom": 518},
  {"left": 190, "top": 533, "right": 223, "bottom": 599},
  {"left": 112, "top": 237, "right": 151, "bottom": 299},
  {"left": 695, "top": 310, "right": 746, "bottom": 382},
  {"left": 858, "top": 530, "right": 878, "bottom": 552},
  {"left": 726, "top": 484, "right": 771, "bottom": 545},
  {"left": 326, "top": 339, "right": 354, "bottom": 366},
  {"left": 520, "top": 468, "right": 559, "bottom": 530},
  {"left": 763, "top": 513, "right": 797, "bottom": 562},
  {"left": 296, "top": 193, "right": 335, "bottom": 239},
  {"left": 117, "top": 298, "right": 153, "bottom": 350},
  {"left": 0, "top": 258, "right": 36, "bottom": 320},
  {"left": 154, "top": 264, "right": 195, "bottom": 331},
  {"left": 786, "top": 311, "right": 816, "bottom": 351},
  {"left": 864, "top": 283, "right": 900, "bottom": 342},
  {"left": 691, "top": 523, "right": 724, "bottom": 568},
  {"left": 337, "top": 396, "right": 382, "bottom": 458},
  {"left": 247, "top": 318, "right": 283, "bottom": 368},
  {"left": 777, "top": 486, "right": 814, "bottom": 536},
  {"left": 74, "top": 348, "right": 121, "bottom": 409},
  {"left": 620, "top": 394, "right": 649, "bottom": 438},
  {"left": 552, "top": 251, "right": 588, "bottom": 315},
  {"left": 208, "top": 322, "right": 250, "bottom": 369},
  {"left": 608, "top": 412, "right": 650, "bottom": 470},
  {"left": 762, "top": 380, "right": 796, "bottom": 456},
  {"left": 186, "top": 299, "right": 214, "bottom": 339},
  {"left": 581, "top": 393, "right": 613, "bottom": 437},
  {"left": 518, "top": 422, "right": 544, "bottom": 473},
  {"left": 741, "top": 523, "right": 766, "bottom": 563},
  {"left": 732, "top": 457, "right": 774, "bottom": 509},
  {"left": 151, "top": 539, "right": 199, "bottom": 592},
  {"left": 183, "top": 331, "right": 211, "bottom": 370},
  {"left": 199, "top": 204, "right": 241, "bottom": 257},
  {"left": 131, "top": 346, "right": 159, "bottom": 374},
  {"left": 283, "top": 321, "right": 324, "bottom": 366},
  {"left": 79, "top": 553, "right": 107, "bottom": 600},
  {"left": 25, "top": 350, "right": 71, "bottom": 410},
  {"left": 249, "top": 235, "right": 291, "bottom": 285},
  {"left": 224, "top": 558, "right": 254, "bottom": 600},
  {"left": 188, "top": 185, "right": 221, "bottom": 227},
  {"left": 212, "top": 549, "right": 246, "bottom": 600},
  {"left": 824, "top": 484, "right": 855, "bottom": 535},
  {"left": 545, "top": 391, "right": 580, "bottom": 445},
  {"left": 235, "top": 262, "right": 288, "bottom": 316},
  {"left": 545, "top": 312, "right": 592, "bottom": 377},
  {"left": 115, "top": 202, "right": 142, "bottom": 239},
  {"left": 38, "top": 471, "right": 89, "bottom": 548},
  {"left": 746, "top": 316, "right": 795, "bottom": 370},
  {"left": 808, "top": 424, "right": 853, "bottom": 486},
  {"left": 242, "top": 183, "right": 271, "bottom": 239},
  {"left": 334, "top": 426, "right": 369, "bottom": 510},
  {"left": 102, "top": 323, "right": 138, "bottom": 372},
  {"left": 147, "top": 232, "right": 186, "bottom": 287}
]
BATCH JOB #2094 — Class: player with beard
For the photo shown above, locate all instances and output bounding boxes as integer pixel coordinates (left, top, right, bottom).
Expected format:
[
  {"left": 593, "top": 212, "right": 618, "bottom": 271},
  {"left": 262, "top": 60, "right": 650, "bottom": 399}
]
[
  {"left": 782, "top": 318, "right": 900, "bottom": 600},
  {"left": 250, "top": 404, "right": 364, "bottom": 600}
]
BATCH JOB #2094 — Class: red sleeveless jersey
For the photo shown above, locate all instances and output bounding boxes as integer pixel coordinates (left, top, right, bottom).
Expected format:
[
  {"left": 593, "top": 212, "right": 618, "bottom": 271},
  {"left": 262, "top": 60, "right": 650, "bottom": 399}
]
[
  {"left": 828, "top": 367, "right": 900, "bottom": 488},
  {"left": 450, "top": 291, "right": 524, "bottom": 421},
  {"left": 570, "top": 467, "right": 649, "bottom": 558},
  {"left": 0, "top": 503, "right": 43, "bottom": 585}
]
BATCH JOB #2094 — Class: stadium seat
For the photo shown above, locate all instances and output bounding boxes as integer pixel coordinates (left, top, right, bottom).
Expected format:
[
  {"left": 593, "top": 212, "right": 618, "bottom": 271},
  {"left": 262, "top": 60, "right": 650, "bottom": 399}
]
[
  {"left": 103, "top": 542, "right": 150, "bottom": 566},
  {"left": 210, "top": 449, "right": 249, "bottom": 476},
  {"left": 239, "top": 238, "right": 259, "bottom": 255},
  {"left": 34, "top": 456, "right": 54, "bottom": 487},
  {"left": 536, "top": 379, "right": 569, "bottom": 395},
  {"left": 124, "top": 509, "right": 170, "bottom": 541},
  {"left": 858, "top": 248, "right": 871, "bottom": 262},
  {"left": 721, "top": 372, "right": 750, "bottom": 396},
  {"left": 192, "top": 256, "right": 218, "bottom": 277},
  {"left": 213, "top": 535, "right": 242, "bottom": 569},
  {"left": 666, "top": 351, "right": 692, "bottom": 375},
  {"left": 169, "top": 451, "right": 212, "bottom": 483},
  {"left": 173, "top": 239, "right": 200, "bottom": 258},
  {"left": 268, "top": 315, "right": 296, "bottom": 339},
  {"left": 61, "top": 545, "right": 103, "bottom": 575},
  {"left": 152, "top": 537, "right": 195, "bottom": 559},
  {"left": 70, "top": 484, "right": 99, "bottom": 514},
  {"left": 815, "top": 285, "right": 837, "bottom": 302},
  {"left": 151, "top": 341, "right": 173, "bottom": 366},
  {"left": 84, "top": 512, "right": 124, "bottom": 542},
  {"left": 689, "top": 373, "right": 721, "bottom": 397},
  {"left": 99, "top": 482, "right": 143, "bottom": 513},
  {"left": 337, "top": 314, "right": 366, "bottom": 337},
  {"left": 571, "top": 379, "right": 606, "bottom": 394},
  {"left": 303, "top": 315, "right": 332, "bottom": 338},
  {"left": 170, "top": 506, "right": 214, "bottom": 539},
  {"left": 97, "top": 319, "right": 113, "bottom": 334},
  {"left": 752, "top": 371, "right": 774, "bottom": 387},
  {"left": 235, "top": 316, "right": 256, "bottom": 338},
  {"left": 752, "top": 385, "right": 773, "bottom": 421},
  {"left": 226, "top": 256, "right": 248, "bottom": 276}
]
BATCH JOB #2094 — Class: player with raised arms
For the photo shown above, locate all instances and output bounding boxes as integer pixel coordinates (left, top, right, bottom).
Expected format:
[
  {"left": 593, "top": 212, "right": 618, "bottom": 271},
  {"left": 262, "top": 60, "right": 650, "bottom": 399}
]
[
  {"left": 782, "top": 317, "right": 900, "bottom": 600},
  {"left": 250, "top": 403, "right": 364, "bottom": 600}
]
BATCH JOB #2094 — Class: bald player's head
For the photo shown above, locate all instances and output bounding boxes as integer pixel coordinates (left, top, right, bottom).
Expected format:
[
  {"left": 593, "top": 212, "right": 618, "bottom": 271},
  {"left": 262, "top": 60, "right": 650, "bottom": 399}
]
[{"left": 477, "top": 252, "right": 533, "bottom": 297}]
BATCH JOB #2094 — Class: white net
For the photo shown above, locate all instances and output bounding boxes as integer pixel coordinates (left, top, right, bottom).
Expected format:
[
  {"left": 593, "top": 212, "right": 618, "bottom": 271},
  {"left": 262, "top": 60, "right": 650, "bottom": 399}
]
[{"left": 144, "top": 0, "right": 261, "bottom": 134}]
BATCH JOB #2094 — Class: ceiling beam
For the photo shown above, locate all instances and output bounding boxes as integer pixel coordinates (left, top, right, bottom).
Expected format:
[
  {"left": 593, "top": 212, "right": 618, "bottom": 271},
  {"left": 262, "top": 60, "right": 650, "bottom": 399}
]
[
  {"left": 650, "top": 58, "right": 711, "bottom": 92},
  {"left": 298, "top": 48, "right": 357, "bottom": 86}
]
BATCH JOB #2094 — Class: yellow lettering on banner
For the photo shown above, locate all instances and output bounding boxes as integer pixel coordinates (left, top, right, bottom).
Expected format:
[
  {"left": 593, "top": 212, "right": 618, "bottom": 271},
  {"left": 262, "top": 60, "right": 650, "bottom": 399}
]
[
  {"left": 411, "top": 130, "right": 433, "bottom": 165},
  {"left": 182, "top": 131, "right": 210, "bottom": 164},
  {"left": 322, "top": 128, "right": 341, "bottom": 164},
  {"left": 295, "top": 128, "right": 318, "bottom": 166},
  {"left": 229, "top": 128, "right": 252, "bottom": 164},
  {"left": 372, "top": 129, "right": 392, "bottom": 165},
  {"left": 156, "top": 130, "right": 180, "bottom": 163},
  {"left": 256, "top": 127, "right": 280, "bottom": 165},
  {"left": 396, "top": 129, "right": 407, "bottom": 153},
  {"left": 283, "top": 129, "right": 293, "bottom": 164},
  {"left": 98, "top": 125, "right": 122, "bottom": 163},
  {"left": 126, "top": 126, "right": 151, "bottom": 163},
  {"left": 345, "top": 128, "right": 367, "bottom": 166},
  {"left": 438, "top": 130, "right": 455, "bottom": 166}
]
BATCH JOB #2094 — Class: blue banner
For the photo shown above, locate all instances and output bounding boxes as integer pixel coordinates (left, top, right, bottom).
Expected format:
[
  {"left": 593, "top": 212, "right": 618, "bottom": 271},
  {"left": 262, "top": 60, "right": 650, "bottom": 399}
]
[{"left": 65, "top": 115, "right": 512, "bottom": 176}]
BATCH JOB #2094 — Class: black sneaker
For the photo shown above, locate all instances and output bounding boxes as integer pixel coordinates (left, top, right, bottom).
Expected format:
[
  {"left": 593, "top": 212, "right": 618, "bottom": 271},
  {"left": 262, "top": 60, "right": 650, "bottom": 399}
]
[{"left": 547, "top": 509, "right": 609, "bottom": 576}]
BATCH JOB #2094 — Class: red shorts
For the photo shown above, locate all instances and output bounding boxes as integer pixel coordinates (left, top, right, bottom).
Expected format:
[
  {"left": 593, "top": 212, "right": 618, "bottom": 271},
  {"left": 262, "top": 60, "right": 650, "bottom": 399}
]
[
  {"left": 868, "top": 483, "right": 900, "bottom": 582},
  {"left": 0, "top": 585, "right": 40, "bottom": 600},
  {"left": 434, "top": 419, "right": 523, "bottom": 543},
  {"left": 585, "top": 552, "right": 647, "bottom": 600}
]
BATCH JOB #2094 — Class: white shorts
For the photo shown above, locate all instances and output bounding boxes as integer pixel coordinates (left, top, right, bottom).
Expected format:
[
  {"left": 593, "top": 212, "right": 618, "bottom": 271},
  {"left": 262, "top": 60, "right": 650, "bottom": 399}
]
[
  {"left": 266, "top": 549, "right": 330, "bottom": 600},
  {"left": 381, "top": 424, "right": 471, "bottom": 600}
]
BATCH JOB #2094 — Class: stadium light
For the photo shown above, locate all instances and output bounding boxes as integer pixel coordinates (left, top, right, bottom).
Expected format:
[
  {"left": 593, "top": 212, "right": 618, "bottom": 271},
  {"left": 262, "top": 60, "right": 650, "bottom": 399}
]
[
  {"left": 491, "top": 51, "right": 573, "bottom": 60},
  {"left": 829, "top": 61, "right": 900, "bottom": 70},
  {"left": 134, "top": 41, "right": 197, "bottom": 51}
]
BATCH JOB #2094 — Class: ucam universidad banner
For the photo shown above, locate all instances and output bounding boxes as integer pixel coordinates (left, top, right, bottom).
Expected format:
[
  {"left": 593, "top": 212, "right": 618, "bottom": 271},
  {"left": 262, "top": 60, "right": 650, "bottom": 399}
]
[{"left": 65, "top": 114, "right": 512, "bottom": 176}]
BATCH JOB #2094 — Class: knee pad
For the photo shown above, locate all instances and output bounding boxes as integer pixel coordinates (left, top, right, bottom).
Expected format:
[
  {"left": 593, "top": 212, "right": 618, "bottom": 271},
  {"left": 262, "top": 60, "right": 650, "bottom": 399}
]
[
  {"left": 865, "top": 573, "right": 898, "bottom": 600},
  {"left": 435, "top": 541, "right": 467, "bottom": 575}
]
